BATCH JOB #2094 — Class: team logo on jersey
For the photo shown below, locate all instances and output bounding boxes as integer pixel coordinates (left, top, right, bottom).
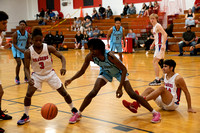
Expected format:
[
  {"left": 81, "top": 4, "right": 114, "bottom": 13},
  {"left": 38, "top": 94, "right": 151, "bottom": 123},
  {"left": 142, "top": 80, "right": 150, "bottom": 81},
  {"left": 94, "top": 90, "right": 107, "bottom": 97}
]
[{"left": 32, "top": 56, "right": 49, "bottom": 62}]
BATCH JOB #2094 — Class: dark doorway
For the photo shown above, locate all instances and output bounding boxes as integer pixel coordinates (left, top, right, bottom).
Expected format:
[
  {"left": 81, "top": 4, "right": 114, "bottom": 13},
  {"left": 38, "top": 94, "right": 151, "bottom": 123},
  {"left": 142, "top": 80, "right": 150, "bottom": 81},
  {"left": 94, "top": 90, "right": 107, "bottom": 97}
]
[
  {"left": 83, "top": 0, "right": 93, "bottom": 6},
  {"left": 46, "top": 0, "right": 54, "bottom": 10}
]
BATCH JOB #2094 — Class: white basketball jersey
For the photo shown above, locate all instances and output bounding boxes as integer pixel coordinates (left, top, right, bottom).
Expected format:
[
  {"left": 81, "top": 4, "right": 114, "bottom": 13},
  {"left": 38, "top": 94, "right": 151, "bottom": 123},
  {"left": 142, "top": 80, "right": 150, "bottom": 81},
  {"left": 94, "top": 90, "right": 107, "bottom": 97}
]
[
  {"left": 29, "top": 43, "right": 53, "bottom": 76},
  {"left": 153, "top": 23, "right": 163, "bottom": 46},
  {"left": 164, "top": 73, "right": 181, "bottom": 105}
]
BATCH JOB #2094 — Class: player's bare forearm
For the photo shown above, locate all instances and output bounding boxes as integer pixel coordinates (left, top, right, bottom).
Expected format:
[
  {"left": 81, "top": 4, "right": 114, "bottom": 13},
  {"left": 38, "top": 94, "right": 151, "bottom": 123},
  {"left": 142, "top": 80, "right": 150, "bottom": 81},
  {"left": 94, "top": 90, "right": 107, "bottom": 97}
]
[{"left": 61, "top": 56, "right": 66, "bottom": 70}]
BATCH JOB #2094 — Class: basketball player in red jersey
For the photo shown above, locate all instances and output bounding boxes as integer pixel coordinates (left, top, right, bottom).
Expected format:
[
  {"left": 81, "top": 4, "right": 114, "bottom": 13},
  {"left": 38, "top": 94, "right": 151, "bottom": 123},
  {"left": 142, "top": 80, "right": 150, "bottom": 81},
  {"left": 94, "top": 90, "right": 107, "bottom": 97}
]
[
  {"left": 17, "top": 27, "right": 78, "bottom": 125},
  {"left": 0, "top": 11, "right": 12, "bottom": 133},
  {"left": 123, "top": 59, "right": 196, "bottom": 113},
  {"left": 148, "top": 13, "right": 167, "bottom": 86}
]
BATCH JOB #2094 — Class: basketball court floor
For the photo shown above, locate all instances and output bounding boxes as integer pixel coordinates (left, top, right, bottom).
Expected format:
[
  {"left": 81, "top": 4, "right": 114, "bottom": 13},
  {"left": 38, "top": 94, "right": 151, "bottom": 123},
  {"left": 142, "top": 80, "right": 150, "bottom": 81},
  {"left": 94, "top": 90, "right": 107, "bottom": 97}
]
[{"left": 0, "top": 49, "right": 199, "bottom": 133}]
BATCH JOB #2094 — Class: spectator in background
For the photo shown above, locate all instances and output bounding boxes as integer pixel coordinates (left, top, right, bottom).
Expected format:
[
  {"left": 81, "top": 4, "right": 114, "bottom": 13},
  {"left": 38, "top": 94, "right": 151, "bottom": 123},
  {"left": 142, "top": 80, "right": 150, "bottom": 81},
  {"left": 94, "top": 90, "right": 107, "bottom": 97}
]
[
  {"left": 144, "top": 2, "right": 153, "bottom": 17},
  {"left": 36, "top": 8, "right": 45, "bottom": 20},
  {"left": 106, "top": 6, "right": 113, "bottom": 19},
  {"left": 153, "top": 1, "right": 159, "bottom": 14},
  {"left": 38, "top": 18, "right": 46, "bottom": 25},
  {"left": 98, "top": 30, "right": 106, "bottom": 38},
  {"left": 92, "top": 26, "right": 100, "bottom": 38},
  {"left": 126, "top": 29, "right": 137, "bottom": 52},
  {"left": 44, "top": 31, "right": 54, "bottom": 45},
  {"left": 74, "top": 31, "right": 83, "bottom": 49},
  {"left": 137, "top": 3, "right": 147, "bottom": 18},
  {"left": 58, "top": 11, "right": 64, "bottom": 19},
  {"left": 81, "top": 30, "right": 89, "bottom": 50},
  {"left": 92, "top": 8, "right": 99, "bottom": 20},
  {"left": 190, "top": 37, "right": 200, "bottom": 55},
  {"left": 192, "top": 0, "right": 200, "bottom": 13},
  {"left": 141, "top": 29, "right": 154, "bottom": 55},
  {"left": 54, "top": 31, "right": 60, "bottom": 50},
  {"left": 127, "top": 3, "right": 136, "bottom": 15},
  {"left": 178, "top": 26, "right": 196, "bottom": 56},
  {"left": 84, "top": 13, "right": 92, "bottom": 21},
  {"left": 59, "top": 32, "right": 64, "bottom": 44},
  {"left": 98, "top": 4, "right": 106, "bottom": 19},
  {"left": 49, "top": 11, "right": 56, "bottom": 20},
  {"left": 84, "top": 18, "right": 92, "bottom": 30},
  {"left": 121, "top": 3, "right": 129, "bottom": 16},
  {"left": 80, "top": 20, "right": 86, "bottom": 34},
  {"left": 185, "top": 8, "right": 195, "bottom": 28},
  {"left": 87, "top": 27, "right": 93, "bottom": 37},
  {"left": 71, "top": 17, "right": 82, "bottom": 31}
]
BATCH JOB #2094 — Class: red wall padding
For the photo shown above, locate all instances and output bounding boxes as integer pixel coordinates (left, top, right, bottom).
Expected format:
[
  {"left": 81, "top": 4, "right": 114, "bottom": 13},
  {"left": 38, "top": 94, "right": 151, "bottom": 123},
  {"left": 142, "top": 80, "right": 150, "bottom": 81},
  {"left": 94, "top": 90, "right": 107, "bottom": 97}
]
[
  {"left": 38, "top": 0, "right": 60, "bottom": 11},
  {"left": 123, "top": 0, "right": 161, "bottom": 4},
  {"left": 73, "top": 0, "right": 102, "bottom": 9}
]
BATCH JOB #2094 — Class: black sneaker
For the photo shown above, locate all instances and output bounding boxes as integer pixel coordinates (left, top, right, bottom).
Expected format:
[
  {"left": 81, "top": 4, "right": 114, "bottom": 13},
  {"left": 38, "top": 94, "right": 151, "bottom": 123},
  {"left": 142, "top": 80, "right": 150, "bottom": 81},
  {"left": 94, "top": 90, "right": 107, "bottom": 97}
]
[
  {"left": 178, "top": 53, "right": 183, "bottom": 56},
  {"left": 0, "top": 110, "right": 12, "bottom": 120},
  {"left": 71, "top": 107, "right": 78, "bottom": 114},
  {"left": 0, "top": 128, "right": 5, "bottom": 133},
  {"left": 149, "top": 79, "right": 161, "bottom": 86},
  {"left": 17, "top": 113, "right": 30, "bottom": 125}
]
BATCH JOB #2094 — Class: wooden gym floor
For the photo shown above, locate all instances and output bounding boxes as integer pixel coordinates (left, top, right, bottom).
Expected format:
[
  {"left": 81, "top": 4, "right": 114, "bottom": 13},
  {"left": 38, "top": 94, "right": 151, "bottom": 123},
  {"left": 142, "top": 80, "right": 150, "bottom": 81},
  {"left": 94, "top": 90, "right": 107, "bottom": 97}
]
[{"left": 0, "top": 49, "right": 199, "bottom": 133}]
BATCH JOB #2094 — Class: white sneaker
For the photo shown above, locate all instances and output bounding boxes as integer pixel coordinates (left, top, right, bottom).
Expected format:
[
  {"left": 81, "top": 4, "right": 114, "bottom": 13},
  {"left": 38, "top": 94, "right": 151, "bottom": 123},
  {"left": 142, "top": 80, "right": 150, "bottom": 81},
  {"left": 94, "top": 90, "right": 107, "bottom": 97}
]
[{"left": 81, "top": 46, "right": 85, "bottom": 50}]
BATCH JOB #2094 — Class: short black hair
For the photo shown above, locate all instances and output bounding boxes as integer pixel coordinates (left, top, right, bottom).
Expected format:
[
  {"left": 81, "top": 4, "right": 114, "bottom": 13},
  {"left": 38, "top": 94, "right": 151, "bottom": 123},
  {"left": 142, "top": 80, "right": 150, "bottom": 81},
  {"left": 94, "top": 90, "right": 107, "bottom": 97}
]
[
  {"left": 87, "top": 38, "right": 105, "bottom": 54},
  {"left": 32, "top": 27, "right": 43, "bottom": 39},
  {"left": 114, "top": 17, "right": 121, "bottom": 22},
  {"left": 0, "top": 11, "right": 9, "bottom": 21},
  {"left": 163, "top": 59, "right": 176, "bottom": 72},
  {"left": 19, "top": 20, "right": 27, "bottom": 26}
]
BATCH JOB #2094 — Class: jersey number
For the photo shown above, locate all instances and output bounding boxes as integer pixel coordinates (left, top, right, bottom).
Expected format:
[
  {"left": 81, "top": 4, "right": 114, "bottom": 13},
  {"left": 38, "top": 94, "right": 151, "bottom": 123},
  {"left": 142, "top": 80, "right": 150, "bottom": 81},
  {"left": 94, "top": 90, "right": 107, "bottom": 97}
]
[{"left": 39, "top": 62, "right": 44, "bottom": 69}]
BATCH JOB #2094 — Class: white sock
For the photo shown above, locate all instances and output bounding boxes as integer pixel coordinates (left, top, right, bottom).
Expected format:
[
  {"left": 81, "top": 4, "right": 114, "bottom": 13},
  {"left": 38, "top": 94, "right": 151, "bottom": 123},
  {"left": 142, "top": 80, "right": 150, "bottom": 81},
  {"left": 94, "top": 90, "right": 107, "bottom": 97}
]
[
  {"left": 151, "top": 109, "right": 157, "bottom": 114},
  {"left": 68, "top": 103, "right": 74, "bottom": 110},
  {"left": 24, "top": 106, "right": 30, "bottom": 116},
  {"left": 156, "top": 77, "right": 160, "bottom": 80}
]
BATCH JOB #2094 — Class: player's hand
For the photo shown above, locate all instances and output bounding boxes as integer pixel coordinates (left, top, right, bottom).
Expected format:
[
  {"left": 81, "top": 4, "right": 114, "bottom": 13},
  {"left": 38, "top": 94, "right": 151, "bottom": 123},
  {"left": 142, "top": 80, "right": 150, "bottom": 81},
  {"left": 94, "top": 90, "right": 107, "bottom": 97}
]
[
  {"left": 188, "top": 108, "right": 196, "bottom": 113},
  {"left": 116, "top": 87, "right": 123, "bottom": 98},
  {"left": 28, "top": 78, "right": 34, "bottom": 86},
  {"left": 150, "top": 44, "right": 154, "bottom": 50},
  {"left": 107, "top": 44, "right": 110, "bottom": 48},
  {"left": 189, "top": 46, "right": 194, "bottom": 51},
  {"left": 4, "top": 43, "right": 12, "bottom": 49},
  {"left": 65, "top": 79, "right": 72, "bottom": 87},
  {"left": 60, "top": 68, "right": 66, "bottom": 76},
  {"left": 161, "top": 44, "right": 166, "bottom": 51}
]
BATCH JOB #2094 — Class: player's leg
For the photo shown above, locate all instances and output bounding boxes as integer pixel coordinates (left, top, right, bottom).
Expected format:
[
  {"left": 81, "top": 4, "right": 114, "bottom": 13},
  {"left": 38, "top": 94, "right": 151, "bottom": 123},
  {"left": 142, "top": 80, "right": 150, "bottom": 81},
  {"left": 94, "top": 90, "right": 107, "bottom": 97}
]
[
  {"left": 56, "top": 85, "right": 78, "bottom": 113},
  {"left": 118, "top": 52, "right": 123, "bottom": 61},
  {"left": 14, "top": 57, "right": 21, "bottom": 85},
  {"left": 149, "top": 57, "right": 161, "bottom": 86},
  {"left": 123, "top": 81, "right": 161, "bottom": 123},
  {"left": 17, "top": 85, "right": 37, "bottom": 125},
  {"left": 0, "top": 84, "right": 12, "bottom": 120},
  {"left": 21, "top": 58, "right": 28, "bottom": 82},
  {"left": 69, "top": 78, "right": 107, "bottom": 124}
]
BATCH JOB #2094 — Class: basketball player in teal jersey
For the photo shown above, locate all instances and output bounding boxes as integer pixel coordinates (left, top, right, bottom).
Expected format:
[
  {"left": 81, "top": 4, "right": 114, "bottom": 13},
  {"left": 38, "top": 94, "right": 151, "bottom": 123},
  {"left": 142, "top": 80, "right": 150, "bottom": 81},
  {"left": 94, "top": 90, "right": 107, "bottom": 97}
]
[
  {"left": 65, "top": 39, "right": 161, "bottom": 124},
  {"left": 0, "top": 11, "right": 12, "bottom": 133},
  {"left": 12, "top": 20, "right": 31, "bottom": 85},
  {"left": 107, "top": 17, "right": 125, "bottom": 61}
]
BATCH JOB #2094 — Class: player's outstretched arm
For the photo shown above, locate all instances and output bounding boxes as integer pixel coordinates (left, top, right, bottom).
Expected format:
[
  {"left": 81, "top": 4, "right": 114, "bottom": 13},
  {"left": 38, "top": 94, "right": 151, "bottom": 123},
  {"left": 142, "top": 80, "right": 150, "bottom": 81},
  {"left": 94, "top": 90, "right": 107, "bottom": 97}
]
[
  {"left": 65, "top": 53, "right": 91, "bottom": 87},
  {"left": 176, "top": 76, "right": 196, "bottom": 113},
  {"left": 24, "top": 49, "right": 34, "bottom": 86},
  {"left": 48, "top": 45, "right": 66, "bottom": 76}
]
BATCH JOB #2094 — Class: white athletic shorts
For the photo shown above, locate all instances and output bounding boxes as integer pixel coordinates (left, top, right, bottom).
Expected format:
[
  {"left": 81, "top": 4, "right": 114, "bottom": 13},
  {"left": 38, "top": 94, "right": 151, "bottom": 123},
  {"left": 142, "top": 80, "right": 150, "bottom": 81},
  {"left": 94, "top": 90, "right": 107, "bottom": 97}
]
[
  {"left": 31, "top": 70, "right": 62, "bottom": 92},
  {"left": 155, "top": 95, "right": 179, "bottom": 110},
  {"left": 154, "top": 44, "right": 165, "bottom": 59}
]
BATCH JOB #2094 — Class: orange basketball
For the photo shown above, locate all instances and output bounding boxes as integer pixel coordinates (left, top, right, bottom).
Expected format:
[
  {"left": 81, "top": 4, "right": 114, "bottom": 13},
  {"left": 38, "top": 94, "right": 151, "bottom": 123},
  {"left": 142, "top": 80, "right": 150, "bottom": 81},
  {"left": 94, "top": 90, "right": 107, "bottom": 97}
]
[{"left": 41, "top": 103, "right": 58, "bottom": 120}]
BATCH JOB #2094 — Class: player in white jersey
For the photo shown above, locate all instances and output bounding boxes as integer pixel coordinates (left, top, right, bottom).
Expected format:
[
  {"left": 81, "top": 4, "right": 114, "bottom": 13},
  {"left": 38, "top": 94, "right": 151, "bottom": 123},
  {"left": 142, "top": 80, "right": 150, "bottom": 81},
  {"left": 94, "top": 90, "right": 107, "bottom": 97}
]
[
  {"left": 0, "top": 11, "right": 12, "bottom": 133},
  {"left": 149, "top": 13, "right": 167, "bottom": 86},
  {"left": 17, "top": 27, "right": 78, "bottom": 125},
  {"left": 123, "top": 59, "right": 196, "bottom": 113}
]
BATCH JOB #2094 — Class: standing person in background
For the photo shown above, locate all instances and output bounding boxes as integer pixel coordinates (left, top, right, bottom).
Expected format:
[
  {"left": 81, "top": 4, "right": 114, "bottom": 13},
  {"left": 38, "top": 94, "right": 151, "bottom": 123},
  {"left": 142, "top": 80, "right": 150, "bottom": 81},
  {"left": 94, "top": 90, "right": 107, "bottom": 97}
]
[
  {"left": 54, "top": 31, "right": 60, "bottom": 50},
  {"left": 12, "top": 20, "right": 31, "bottom": 85},
  {"left": 107, "top": 17, "right": 125, "bottom": 61},
  {"left": 0, "top": 11, "right": 13, "bottom": 133},
  {"left": 149, "top": 13, "right": 167, "bottom": 86}
]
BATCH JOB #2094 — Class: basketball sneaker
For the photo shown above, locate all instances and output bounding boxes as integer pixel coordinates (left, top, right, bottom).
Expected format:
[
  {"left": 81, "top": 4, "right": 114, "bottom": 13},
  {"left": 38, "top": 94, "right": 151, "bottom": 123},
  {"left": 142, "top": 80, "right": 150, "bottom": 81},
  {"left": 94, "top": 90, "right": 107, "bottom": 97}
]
[
  {"left": 0, "top": 110, "right": 12, "bottom": 120},
  {"left": 0, "top": 128, "right": 5, "bottom": 133},
  {"left": 151, "top": 112, "right": 161, "bottom": 123},
  {"left": 17, "top": 113, "right": 30, "bottom": 125},
  {"left": 149, "top": 79, "right": 161, "bottom": 86},
  {"left": 69, "top": 112, "right": 81, "bottom": 124},
  {"left": 122, "top": 100, "right": 139, "bottom": 113},
  {"left": 15, "top": 77, "right": 20, "bottom": 85},
  {"left": 24, "top": 77, "right": 28, "bottom": 83}
]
